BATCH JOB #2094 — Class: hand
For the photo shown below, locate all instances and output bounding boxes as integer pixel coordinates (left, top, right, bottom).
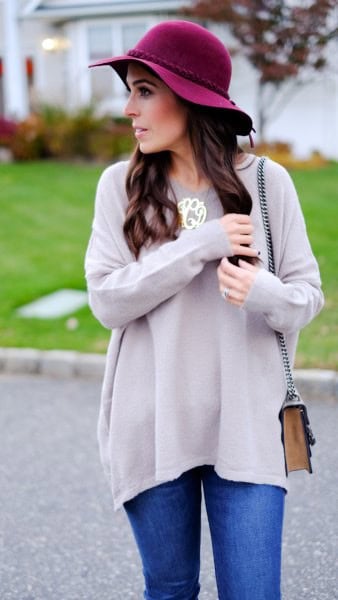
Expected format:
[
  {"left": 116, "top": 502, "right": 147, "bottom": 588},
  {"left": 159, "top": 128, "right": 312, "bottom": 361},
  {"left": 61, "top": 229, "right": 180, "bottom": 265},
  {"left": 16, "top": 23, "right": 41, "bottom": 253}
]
[
  {"left": 217, "top": 258, "right": 259, "bottom": 307},
  {"left": 219, "top": 213, "right": 259, "bottom": 260}
]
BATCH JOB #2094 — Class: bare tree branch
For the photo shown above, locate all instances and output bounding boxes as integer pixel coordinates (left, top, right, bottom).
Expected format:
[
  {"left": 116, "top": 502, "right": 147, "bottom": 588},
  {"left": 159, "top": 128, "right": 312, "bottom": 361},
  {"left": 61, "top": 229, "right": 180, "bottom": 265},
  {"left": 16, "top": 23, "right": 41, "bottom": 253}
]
[{"left": 182, "top": 0, "right": 338, "bottom": 138}]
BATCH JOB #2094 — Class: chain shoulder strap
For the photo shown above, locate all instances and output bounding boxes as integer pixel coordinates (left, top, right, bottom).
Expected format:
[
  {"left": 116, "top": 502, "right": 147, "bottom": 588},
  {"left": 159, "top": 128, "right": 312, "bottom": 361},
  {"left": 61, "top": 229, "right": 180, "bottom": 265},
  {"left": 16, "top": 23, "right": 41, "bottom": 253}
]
[{"left": 257, "top": 157, "right": 299, "bottom": 401}]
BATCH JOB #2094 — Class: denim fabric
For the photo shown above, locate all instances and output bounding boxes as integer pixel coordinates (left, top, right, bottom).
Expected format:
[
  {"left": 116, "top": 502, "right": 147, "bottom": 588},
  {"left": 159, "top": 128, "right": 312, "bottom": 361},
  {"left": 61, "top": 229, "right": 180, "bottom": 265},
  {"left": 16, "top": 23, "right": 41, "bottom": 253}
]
[{"left": 124, "top": 466, "right": 285, "bottom": 600}]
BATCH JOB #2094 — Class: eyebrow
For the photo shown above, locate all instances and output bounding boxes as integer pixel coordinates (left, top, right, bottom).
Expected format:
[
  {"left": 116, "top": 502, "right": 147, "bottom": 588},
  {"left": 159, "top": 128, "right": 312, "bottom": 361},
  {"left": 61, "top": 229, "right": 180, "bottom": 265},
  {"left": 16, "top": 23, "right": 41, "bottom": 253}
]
[{"left": 126, "top": 77, "right": 158, "bottom": 88}]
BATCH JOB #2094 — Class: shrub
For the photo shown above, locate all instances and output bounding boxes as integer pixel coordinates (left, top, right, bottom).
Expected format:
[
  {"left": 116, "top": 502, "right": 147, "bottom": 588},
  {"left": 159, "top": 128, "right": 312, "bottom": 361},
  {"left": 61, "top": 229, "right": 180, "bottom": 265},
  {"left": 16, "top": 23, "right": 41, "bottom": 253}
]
[
  {"left": 10, "top": 114, "right": 48, "bottom": 160},
  {"left": 9, "top": 106, "right": 134, "bottom": 162},
  {"left": 246, "top": 141, "right": 329, "bottom": 169},
  {"left": 0, "top": 117, "right": 18, "bottom": 147}
]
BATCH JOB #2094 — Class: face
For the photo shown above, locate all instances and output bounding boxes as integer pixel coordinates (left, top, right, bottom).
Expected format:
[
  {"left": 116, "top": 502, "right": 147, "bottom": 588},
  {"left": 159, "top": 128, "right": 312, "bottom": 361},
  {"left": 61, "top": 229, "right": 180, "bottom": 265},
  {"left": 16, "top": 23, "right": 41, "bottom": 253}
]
[{"left": 124, "top": 63, "right": 190, "bottom": 155}]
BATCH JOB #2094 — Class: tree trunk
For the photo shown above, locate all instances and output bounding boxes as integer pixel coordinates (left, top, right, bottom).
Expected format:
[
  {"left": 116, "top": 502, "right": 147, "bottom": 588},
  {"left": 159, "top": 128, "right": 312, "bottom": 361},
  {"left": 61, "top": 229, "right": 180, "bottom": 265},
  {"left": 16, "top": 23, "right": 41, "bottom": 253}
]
[{"left": 256, "top": 80, "right": 267, "bottom": 142}]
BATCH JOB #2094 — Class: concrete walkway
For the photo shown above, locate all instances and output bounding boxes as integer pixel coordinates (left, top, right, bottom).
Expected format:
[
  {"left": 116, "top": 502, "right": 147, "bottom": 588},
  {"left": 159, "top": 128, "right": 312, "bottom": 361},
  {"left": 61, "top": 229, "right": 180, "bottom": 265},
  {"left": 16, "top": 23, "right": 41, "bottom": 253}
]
[{"left": 1, "top": 372, "right": 337, "bottom": 599}]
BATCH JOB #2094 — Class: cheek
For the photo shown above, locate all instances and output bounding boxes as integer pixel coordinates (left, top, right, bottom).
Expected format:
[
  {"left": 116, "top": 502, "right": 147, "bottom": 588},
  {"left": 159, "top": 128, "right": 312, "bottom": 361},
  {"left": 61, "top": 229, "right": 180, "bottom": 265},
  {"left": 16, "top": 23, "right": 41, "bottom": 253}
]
[
  {"left": 170, "top": 111, "right": 187, "bottom": 135},
  {"left": 155, "top": 98, "right": 187, "bottom": 133}
]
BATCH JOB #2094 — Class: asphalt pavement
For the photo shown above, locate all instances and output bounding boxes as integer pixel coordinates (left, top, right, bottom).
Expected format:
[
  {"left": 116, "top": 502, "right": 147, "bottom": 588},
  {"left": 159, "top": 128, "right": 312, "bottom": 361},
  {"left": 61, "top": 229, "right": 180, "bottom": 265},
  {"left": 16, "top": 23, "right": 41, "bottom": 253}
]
[{"left": 1, "top": 373, "right": 337, "bottom": 600}]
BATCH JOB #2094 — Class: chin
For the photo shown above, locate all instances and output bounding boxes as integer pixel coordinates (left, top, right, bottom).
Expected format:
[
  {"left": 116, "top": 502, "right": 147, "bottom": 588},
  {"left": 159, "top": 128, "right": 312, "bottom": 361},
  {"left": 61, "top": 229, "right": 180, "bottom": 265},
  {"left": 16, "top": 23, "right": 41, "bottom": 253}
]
[
  {"left": 139, "top": 145, "right": 156, "bottom": 154},
  {"left": 139, "top": 141, "right": 167, "bottom": 154}
]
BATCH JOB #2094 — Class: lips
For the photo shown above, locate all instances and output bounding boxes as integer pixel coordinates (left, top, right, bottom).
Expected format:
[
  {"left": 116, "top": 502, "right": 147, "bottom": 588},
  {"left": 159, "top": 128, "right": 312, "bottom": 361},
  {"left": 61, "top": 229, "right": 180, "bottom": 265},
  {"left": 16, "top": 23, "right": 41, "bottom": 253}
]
[
  {"left": 133, "top": 127, "right": 148, "bottom": 139},
  {"left": 134, "top": 127, "right": 147, "bottom": 134}
]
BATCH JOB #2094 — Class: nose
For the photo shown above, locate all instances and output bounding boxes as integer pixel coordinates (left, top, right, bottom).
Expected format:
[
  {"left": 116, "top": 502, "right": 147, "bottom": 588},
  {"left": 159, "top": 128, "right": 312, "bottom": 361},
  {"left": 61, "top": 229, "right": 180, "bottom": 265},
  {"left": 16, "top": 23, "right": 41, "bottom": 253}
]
[{"left": 124, "top": 93, "right": 139, "bottom": 117}]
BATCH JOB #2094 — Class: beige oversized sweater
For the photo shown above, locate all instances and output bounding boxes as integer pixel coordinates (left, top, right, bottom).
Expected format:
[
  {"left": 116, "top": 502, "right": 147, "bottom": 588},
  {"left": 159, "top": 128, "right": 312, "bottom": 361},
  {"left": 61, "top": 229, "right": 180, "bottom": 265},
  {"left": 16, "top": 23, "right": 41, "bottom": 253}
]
[{"left": 85, "top": 154, "right": 323, "bottom": 510}]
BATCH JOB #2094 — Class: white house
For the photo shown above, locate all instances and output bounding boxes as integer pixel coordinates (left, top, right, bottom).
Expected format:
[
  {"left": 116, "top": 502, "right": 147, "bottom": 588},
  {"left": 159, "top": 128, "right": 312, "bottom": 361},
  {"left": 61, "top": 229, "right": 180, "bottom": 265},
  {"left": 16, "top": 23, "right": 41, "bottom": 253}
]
[{"left": 1, "top": 0, "right": 337, "bottom": 159}]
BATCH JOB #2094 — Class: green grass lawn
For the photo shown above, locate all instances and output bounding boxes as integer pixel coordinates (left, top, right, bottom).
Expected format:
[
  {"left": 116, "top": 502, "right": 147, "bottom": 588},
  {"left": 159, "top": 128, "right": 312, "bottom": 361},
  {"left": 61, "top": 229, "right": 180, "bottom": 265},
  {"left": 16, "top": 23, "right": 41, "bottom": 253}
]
[
  {"left": 290, "top": 165, "right": 338, "bottom": 369},
  {"left": 0, "top": 159, "right": 337, "bottom": 368},
  {"left": 0, "top": 161, "right": 111, "bottom": 354}
]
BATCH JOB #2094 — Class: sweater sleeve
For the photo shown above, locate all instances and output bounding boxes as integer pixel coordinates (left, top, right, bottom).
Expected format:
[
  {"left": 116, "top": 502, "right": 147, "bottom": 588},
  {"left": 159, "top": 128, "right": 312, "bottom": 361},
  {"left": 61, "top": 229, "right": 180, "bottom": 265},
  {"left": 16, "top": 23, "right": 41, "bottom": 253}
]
[
  {"left": 85, "top": 163, "right": 232, "bottom": 329},
  {"left": 243, "top": 160, "right": 324, "bottom": 334}
]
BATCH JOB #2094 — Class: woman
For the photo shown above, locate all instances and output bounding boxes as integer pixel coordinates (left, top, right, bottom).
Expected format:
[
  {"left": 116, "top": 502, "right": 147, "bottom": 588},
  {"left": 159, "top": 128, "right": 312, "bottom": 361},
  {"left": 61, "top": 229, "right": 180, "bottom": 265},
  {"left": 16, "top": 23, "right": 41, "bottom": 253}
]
[{"left": 85, "top": 20, "right": 323, "bottom": 599}]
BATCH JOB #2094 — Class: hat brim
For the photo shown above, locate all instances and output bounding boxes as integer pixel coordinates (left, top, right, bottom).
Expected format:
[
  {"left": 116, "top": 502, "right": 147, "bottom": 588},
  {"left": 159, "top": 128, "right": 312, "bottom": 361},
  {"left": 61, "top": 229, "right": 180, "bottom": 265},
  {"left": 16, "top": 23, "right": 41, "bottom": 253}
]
[{"left": 89, "top": 56, "right": 253, "bottom": 136}]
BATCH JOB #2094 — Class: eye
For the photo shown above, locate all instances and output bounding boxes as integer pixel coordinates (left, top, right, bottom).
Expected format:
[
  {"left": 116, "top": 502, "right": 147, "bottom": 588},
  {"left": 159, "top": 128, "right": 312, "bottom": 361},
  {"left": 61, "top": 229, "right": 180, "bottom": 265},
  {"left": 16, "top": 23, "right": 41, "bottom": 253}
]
[{"left": 138, "top": 86, "right": 152, "bottom": 97}]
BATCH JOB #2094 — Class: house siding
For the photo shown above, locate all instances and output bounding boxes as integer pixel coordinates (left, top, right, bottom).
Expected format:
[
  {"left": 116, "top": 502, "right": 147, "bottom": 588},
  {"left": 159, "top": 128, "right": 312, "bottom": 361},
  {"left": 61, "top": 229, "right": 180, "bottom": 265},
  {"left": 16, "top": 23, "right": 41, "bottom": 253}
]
[{"left": 0, "top": 1, "right": 337, "bottom": 159}]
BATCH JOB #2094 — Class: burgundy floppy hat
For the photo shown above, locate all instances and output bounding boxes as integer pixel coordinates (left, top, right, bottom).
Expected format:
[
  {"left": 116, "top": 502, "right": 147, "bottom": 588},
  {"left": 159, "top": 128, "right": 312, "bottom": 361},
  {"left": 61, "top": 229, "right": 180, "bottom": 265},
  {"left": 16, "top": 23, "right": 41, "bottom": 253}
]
[{"left": 89, "top": 20, "right": 253, "bottom": 136}]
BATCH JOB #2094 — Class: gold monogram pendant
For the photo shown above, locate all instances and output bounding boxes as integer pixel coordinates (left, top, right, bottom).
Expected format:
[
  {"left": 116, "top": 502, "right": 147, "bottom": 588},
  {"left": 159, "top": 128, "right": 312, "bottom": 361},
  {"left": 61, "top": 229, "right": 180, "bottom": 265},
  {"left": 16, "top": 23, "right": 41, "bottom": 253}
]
[{"left": 177, "top": 197, "right": 207, "bottom": 230}]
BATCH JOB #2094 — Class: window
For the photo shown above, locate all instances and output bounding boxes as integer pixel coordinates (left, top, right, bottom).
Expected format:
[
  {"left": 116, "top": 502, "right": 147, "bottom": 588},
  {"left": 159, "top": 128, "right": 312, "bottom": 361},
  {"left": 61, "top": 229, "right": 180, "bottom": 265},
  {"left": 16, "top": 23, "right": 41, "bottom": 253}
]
[
  {"left": 88, "top": 25, "right": 112, "bottom": 60},
  {"left": 121, "top": 23, "right": 147, "bottom": 52},
  {"left": 88, "top": 24, "right": 113, "bottom": 102},
  {"left": 87, "top": 20, "right": 148, "bottom": 110}
]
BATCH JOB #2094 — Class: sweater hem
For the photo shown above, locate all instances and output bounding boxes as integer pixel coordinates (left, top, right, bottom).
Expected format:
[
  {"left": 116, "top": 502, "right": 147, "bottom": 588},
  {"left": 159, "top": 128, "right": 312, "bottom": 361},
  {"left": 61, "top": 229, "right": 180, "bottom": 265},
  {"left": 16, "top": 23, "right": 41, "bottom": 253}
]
[
  {"left": 214, "top": 462, "right": 288, "bottom": 492},
  {"left": 110, "top": 457, "right": 288, "bottom": 510},
  {"left": 111, "top": 456, "right": 215, "bottom": 510}
]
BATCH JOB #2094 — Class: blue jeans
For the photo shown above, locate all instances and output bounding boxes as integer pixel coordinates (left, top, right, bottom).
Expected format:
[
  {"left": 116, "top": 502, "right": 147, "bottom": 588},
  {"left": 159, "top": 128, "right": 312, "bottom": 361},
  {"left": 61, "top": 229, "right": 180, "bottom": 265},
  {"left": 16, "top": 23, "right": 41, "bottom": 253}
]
[{"left": 124, "top": 466, "right": 285, "bottom": 600}]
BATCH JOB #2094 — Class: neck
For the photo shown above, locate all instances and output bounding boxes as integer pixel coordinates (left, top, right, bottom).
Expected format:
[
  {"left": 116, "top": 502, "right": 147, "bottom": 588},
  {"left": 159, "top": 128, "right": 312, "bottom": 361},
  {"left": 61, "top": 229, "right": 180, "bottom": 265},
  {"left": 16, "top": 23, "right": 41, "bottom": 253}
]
[
  {"left": 169, "top": 149, "right": 244, "bottom": 191},
  {"left": 169, "top": 152, "right": 209, "bottom": 192}
]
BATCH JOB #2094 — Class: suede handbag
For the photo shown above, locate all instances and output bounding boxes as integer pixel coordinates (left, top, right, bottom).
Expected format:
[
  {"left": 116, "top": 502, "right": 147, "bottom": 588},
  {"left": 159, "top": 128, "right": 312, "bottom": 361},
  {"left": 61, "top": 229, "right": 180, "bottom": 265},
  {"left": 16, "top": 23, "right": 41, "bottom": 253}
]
[{"left": 257, "top": 157, "right": 316, "bottom": 474}]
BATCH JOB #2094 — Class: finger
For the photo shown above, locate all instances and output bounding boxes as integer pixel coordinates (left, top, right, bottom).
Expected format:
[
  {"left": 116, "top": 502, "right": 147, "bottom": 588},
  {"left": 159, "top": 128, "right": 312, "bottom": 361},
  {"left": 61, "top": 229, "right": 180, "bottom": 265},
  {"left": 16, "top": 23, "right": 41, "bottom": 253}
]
[
  {"left": 223, "top": 287, "right": 245, "bottom": 306},
  {"left": 219, "top": 260, "right": 248, "bottom": 283},
  {"left": 228, "top": 296, "right": 244, "bottom": 307},
  {"left": 220, "top": 257, "right": 239, "bottom": 273},
  {"left": 217, "top": 264, "right": 234, "bottom": 284},
  {"left": 232, "top": 234, "right": 254, "bottom": 246},
  {"left": 218, "top": 274, "right": 237, "bottom": 293},
  {"left": 238, "top": 258, "right": 259, "bottom": 271},
  {"left": 228, "top": 213, "right": 252, "bottom": 224},
  {"left": 220, "top": 278, "right": 247, "bottom": 295},
  {"left": 231, "top": 245, "right": 260, "bottom": 258},
  {"left": 237, "top": 224, "right": 254, "bottom": 235},
  {"left": 219, "top": 263, "right": 255, "bottom": 298},
  {"left": 219, "top": 285, "right": 243, "bottom": 305},
  {"left": 217, "top": 269, "right": 238, "bottom": 293},
  {"left": 228, "top": 288, "right": 246, "bottom": 302}
]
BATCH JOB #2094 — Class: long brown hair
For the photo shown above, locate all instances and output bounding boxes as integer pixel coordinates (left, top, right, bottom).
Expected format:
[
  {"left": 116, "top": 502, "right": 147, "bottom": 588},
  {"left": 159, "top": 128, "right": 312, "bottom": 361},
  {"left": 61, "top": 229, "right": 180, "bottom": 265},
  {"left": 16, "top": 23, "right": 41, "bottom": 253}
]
[{"left": 124, "top": 103, "right": 254, "bottom": 263}]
